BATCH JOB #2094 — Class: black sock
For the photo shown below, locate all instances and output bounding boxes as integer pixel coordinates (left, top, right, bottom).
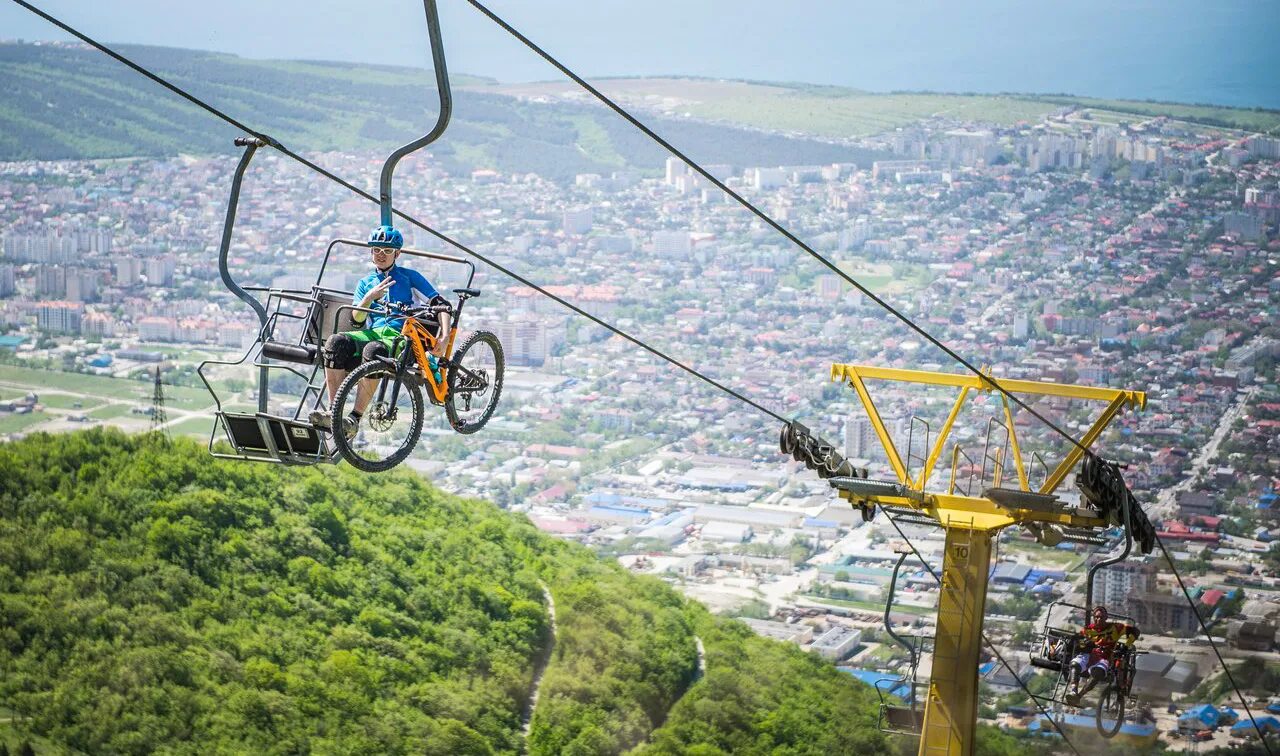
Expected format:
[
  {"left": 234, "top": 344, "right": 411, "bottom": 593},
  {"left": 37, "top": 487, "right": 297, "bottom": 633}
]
[{"left": 349, "top": 410, "right": 362, "bottom": 420}]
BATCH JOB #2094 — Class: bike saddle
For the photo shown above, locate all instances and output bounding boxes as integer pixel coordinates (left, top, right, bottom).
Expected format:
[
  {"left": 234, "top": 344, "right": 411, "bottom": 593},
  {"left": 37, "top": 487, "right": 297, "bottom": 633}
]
[{"left": 453, "top": 287, "right": 481, "bottom": 299}]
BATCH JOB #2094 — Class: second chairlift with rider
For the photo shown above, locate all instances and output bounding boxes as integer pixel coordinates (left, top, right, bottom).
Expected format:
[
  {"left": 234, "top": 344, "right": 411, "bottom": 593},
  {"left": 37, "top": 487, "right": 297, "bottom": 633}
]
[{"left": 1064, "top": 604, "right": 1140, "bottom": 707}]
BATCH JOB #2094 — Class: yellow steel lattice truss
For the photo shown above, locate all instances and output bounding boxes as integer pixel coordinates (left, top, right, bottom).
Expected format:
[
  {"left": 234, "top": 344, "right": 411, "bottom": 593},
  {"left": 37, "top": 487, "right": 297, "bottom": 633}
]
[{"left": 829, "top": 364, "right": 1145, "bottom": 756}]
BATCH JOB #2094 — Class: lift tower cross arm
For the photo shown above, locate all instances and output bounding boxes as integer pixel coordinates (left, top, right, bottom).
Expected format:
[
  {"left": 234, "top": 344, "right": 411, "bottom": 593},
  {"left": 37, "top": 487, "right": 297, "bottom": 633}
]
[{"left": 826, "top": 364, "right": 1147, "bottom": 756}]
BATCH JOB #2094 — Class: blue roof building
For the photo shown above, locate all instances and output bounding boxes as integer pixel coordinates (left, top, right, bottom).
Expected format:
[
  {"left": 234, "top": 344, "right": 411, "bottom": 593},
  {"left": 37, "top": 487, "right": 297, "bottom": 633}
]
[
  {"left": 839, "top": 669, "right": 912, "bottom": 700},
  {"left": 1049, "top": 713, "right": 1158, "bottom": 745},
  {"left": 1178, "top": 703, "right": 1220, "bottom": 730},
  {"left": 1231, "top": 716, "right": 1280, "bottom": 736},
  {"left": 990, "top": 562, "right": 1032, "bottom": 585},
  {"left": 586, "top": 504, "right": 652, "bottom": 525}
]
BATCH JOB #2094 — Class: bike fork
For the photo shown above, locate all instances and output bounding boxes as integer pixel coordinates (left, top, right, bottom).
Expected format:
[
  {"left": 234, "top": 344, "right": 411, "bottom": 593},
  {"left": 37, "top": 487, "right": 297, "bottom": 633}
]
[{"left": 386, "top": 348, "right": 415, "bottom": 409}]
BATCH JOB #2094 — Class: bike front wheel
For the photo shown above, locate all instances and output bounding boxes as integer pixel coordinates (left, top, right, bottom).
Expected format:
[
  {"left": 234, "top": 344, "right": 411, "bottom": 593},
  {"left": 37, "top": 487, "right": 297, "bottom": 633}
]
[
  {"left": 332, "top": 360, "right": 425, "bottom": 472},
  {"left": 445, "top": 330, "right": 504, "bottom": 435},
  {"left": 1095, "top": 683, "right": 1125, "bottom": 738}
]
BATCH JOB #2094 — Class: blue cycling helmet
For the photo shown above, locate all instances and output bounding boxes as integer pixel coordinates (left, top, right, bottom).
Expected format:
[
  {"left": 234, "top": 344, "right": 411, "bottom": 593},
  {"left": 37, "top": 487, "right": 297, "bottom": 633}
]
[{"left": 369, "top": 225, "right": 404, "bottom": 249}]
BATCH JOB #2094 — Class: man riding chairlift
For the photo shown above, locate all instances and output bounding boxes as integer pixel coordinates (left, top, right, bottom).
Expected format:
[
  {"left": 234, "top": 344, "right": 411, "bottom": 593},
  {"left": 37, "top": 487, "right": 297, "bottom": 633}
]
[
  {"left": 309, "top": 224, "right": 449, "bottom": 440},
  {"left": 1065, "top": 604, "right": 1140, "bottom": 706}
]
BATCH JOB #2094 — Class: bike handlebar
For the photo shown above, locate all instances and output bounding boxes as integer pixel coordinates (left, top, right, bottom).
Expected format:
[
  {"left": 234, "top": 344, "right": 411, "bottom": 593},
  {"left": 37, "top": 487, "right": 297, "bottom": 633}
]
[{"left": 382, "top": 301, "right": 452, "bottom": 317}]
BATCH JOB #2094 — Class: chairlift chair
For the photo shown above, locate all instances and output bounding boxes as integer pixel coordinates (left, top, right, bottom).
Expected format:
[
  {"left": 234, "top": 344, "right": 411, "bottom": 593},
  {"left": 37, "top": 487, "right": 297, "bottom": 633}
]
[
  {"left": 198, "top": 0, "right": 459, "bottom": 466},
  {"left": 1028, "top": 599, "right": 1144, "bottom": 738},
  {"left": 198, "top": 237, "right": 478, "bottom": 465},
  {"left": 876, "top": 550, "right": 933, "bottom": 736}
]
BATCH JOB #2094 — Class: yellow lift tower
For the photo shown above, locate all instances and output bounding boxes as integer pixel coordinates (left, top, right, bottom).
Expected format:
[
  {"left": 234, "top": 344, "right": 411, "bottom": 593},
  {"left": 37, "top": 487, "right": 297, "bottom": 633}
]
[{"left": 824, "top": 365, "right": 1154, "bottom": 756}]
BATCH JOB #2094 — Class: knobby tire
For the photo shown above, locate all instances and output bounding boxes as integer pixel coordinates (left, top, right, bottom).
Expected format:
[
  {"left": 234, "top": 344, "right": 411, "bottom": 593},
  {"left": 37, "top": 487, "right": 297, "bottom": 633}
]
[
  {"left": 446, "top": 330, "right": 504, "bottom": 435},
  {"left": 332, "top": 361, "right": 425, "bottom": 473}
]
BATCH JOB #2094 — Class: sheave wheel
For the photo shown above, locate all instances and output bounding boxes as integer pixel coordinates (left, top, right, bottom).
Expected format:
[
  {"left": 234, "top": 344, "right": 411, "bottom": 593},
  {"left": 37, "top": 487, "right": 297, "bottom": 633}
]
[
  {"left": 445, "top": 330, "right": 504, "bottom": 435},
  {"left": 331, "top": 360, "right": 425, "bottom": 472}
]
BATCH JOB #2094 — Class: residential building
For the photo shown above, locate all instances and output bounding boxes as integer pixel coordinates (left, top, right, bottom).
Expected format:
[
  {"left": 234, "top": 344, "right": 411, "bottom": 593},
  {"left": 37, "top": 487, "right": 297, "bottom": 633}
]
[
  {"left": 35, "top": 301, "right": 82, "bottom": 334},
  {"left": 37, "top": 265, "right": 66, "bottom": 297},
  {"left": 652, "top": 231, "right": 691, "bottom": 255},
  {"left": 810, "top": 626, "right": 862, "bottom": 661},
  {"left": 562, "top": 207, "right": 593, "bottom": 235},
  {"left": 844, "top": 415, "right": 875, "bottom": 460},
  {"left": 145, "top": 256, "right": 175, "bottom": 287}
]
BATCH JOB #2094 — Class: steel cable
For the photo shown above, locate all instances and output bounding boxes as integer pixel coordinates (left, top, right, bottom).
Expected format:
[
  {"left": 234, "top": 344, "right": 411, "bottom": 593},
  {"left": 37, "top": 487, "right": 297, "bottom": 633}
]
[
  {"left": 11, "top": 1, "right": 1271, "bottom": 750},
  {"left": 463, "top": 5, "right": 1273, "bottom": 750},
  {"left": 6, "top": 0, "right": 788, "bottom": 428}
]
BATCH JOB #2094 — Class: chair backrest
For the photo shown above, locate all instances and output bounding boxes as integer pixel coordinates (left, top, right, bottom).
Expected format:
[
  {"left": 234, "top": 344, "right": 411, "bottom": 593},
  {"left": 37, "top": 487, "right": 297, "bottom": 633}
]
[{"left": 308, "top": 289, "right": 354, "bottom": 345}]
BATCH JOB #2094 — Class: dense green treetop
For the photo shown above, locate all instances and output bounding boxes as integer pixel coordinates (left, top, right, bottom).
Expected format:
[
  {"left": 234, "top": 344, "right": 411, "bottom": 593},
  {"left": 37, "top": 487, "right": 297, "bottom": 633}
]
[{"left": 0, "top": 429, "right": 907, "bottom": 755}]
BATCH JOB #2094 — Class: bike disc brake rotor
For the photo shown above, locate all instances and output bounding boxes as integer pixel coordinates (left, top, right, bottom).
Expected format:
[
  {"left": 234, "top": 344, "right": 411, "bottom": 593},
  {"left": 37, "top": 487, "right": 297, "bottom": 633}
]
[{"left": 366, "top": 401, "right": 398, "bottom": 432}]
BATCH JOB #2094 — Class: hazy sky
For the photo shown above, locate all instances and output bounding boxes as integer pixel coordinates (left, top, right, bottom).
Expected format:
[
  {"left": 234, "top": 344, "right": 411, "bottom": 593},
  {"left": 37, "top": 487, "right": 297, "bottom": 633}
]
[{"left": 3, "top": 0, "right": 1278, "bottom": 107}]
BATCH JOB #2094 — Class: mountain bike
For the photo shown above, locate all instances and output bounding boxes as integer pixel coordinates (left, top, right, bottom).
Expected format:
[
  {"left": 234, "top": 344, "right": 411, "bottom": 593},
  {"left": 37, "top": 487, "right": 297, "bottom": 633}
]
[
  {"left": 1094, "top": 643, "right": 1139, "bottom": 737},
  {"left": 330, "top": 290, "right": 504, "bottom": 472}
]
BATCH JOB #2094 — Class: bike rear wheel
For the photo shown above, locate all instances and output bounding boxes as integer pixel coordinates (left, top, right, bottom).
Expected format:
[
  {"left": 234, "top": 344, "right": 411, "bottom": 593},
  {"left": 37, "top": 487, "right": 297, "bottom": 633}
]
[
  {"left": 1095, "top": 683, "right": 1125, "bottom": 738},
  {"left": 445, "top": 330, "right": 504, "bottom": 434},
  {"left": 332, "top": 360, "right": 425, "bottom": 472}
]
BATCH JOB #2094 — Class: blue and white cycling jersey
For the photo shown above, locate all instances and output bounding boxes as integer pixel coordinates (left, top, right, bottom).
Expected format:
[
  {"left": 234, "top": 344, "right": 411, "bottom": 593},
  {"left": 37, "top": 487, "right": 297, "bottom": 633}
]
[{"left": 352, "top": 265, "right": 441, "bottom": 330}]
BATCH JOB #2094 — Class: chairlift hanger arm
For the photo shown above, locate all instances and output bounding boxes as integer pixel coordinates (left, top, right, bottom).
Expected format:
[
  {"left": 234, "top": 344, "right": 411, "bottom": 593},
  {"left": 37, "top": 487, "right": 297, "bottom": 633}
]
[
  {"left": 217, "top": 137, "right": 271, "bottom": 413},
  {"left": 379, "top": 0, "right": 452, "bottom": 226},
  {"left": 218, "top": 138, "right": 268, "bottom": 329}
]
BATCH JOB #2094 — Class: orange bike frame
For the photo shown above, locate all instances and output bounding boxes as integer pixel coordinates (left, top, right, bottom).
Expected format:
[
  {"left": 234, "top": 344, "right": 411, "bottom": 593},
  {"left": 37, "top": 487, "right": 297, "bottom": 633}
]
[{"left": 401, "top": 316, "right": 457, "bottom": 404}]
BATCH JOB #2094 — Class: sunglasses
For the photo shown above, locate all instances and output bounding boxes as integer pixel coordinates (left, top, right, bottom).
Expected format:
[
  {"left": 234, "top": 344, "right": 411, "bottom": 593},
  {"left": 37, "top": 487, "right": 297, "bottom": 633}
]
[{"left": 371, "top": 247, "right": 396, "bottom": 255}]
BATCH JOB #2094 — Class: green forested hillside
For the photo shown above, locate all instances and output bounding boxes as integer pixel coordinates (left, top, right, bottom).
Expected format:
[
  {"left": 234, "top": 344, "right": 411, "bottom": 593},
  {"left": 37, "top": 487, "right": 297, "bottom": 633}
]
[
  {"left": 0, "top": 429, "right": 904, "bottom": 755},
  {"left": 0, "top": 43, "right": 888, "bottom": 179}
]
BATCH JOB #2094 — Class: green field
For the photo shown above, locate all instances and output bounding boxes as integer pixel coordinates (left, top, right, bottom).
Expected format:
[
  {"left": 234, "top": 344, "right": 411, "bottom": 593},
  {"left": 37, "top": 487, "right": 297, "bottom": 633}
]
[
  {"left": 1035, "top": 95, "right": 1280, "bottom": 134},
  {"left": 686, "top": 88, "right": 1280, "bottom": 137},
  {"left": 0, "top": 411, "right": 48, "bottom": 435},
  {"left": 87, "top": 403, "right": 135, "bottom": 420},
  {"left": 804, "top": 594, "right": 934, "bottom": 617},
  {"left": 144, "top": 345, "right": 229, "bottom": 361},
  {"left": 480, "top": 79, "right": 1058, "bottom": 137},
  {"left": 166, "top": 415, "right": 215, "bottom": 438},
  {"left": 691, "top": 92, "right": 1057, "bottom": 137},
  {"left": 568, "top": 114, "right": 627, "bottom": 166},
  {"left": 0, "top": 365, "right": 213, "bottom": 413},
  {"left": 1078, "top": 109, "right": 1145, "bottom": 126},
  {"left": 34, "top": 393, "right": 92, "bottom": 410},
  {"left": 0, "top": 365, "right": 149, "bottom": 400},
  {"left": 838, "top": 258, "right": 933, "bottom": 295},
  {"left": 479, "top": 77, "right": 1280, "bottom": 139},
  {"left": 999, "top": 540, "right": 1082, "bottom": 571}
]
